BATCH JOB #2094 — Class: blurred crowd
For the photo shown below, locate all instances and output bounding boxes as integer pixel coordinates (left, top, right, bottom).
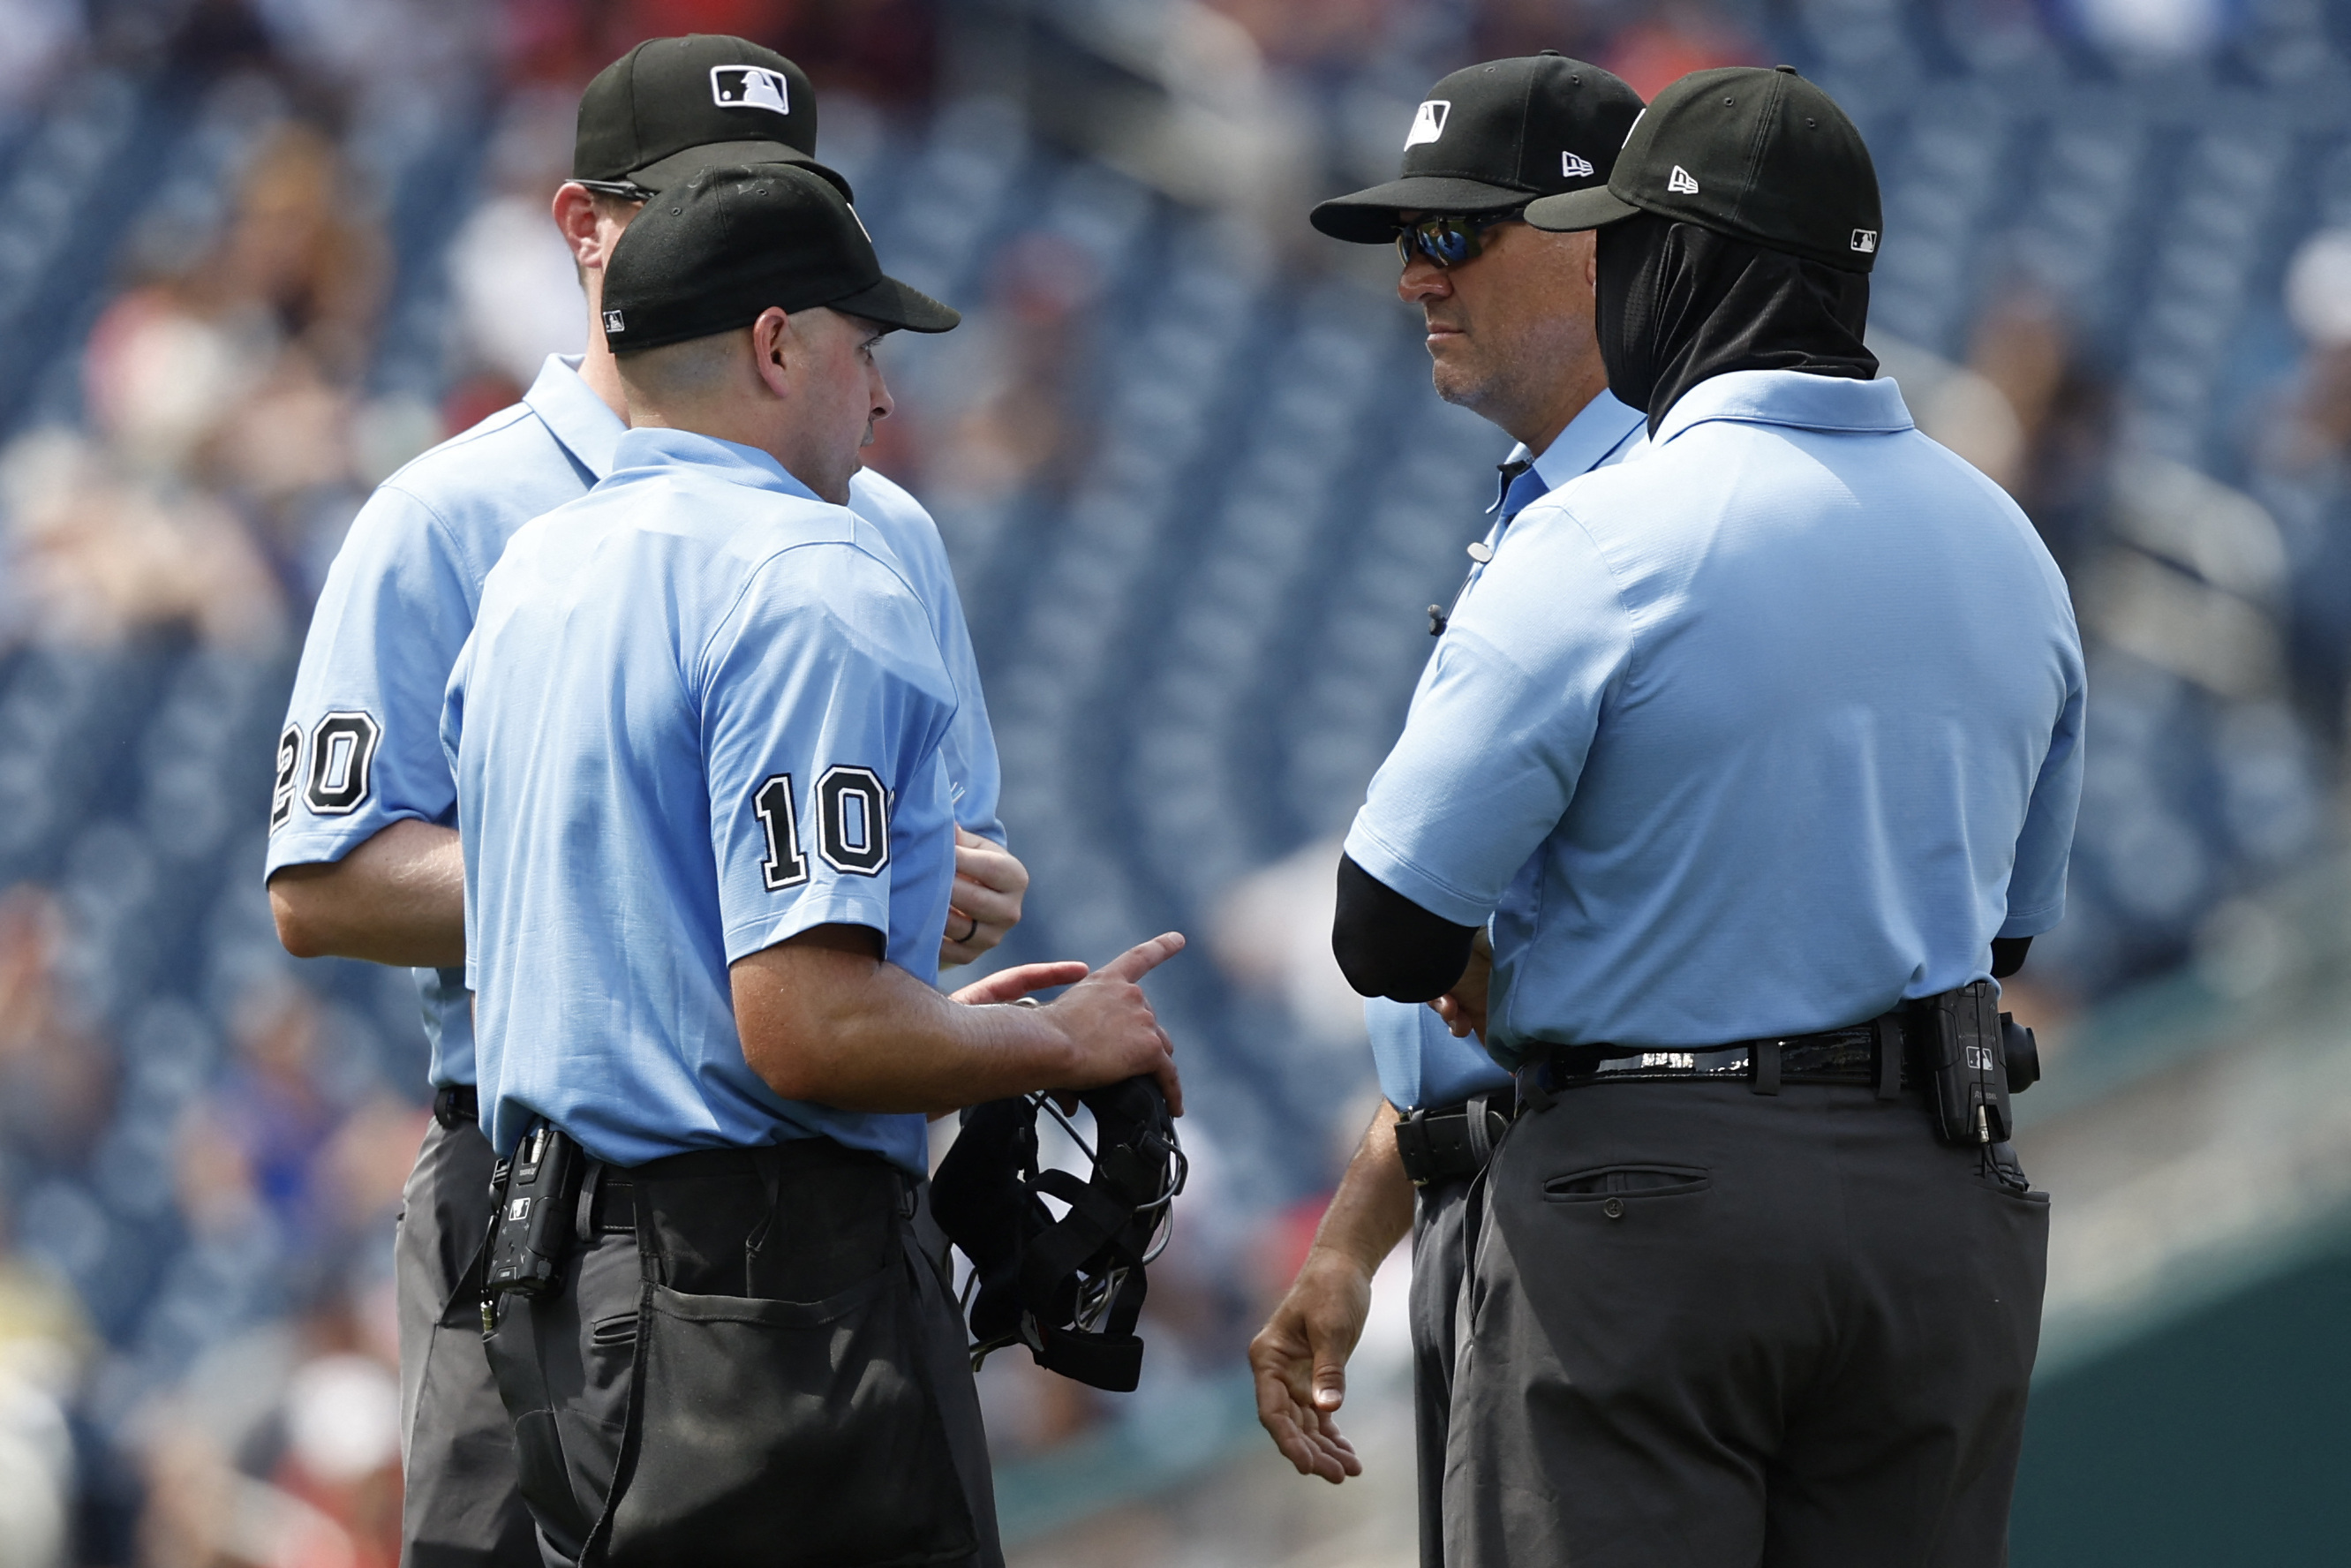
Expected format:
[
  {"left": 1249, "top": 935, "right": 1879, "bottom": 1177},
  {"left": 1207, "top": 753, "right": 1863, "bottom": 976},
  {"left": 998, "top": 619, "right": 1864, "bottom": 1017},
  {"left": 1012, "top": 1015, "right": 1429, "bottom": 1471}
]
[
  {"left": 1, "top": 879, "right": 418, "bottom": 1568},
  {"left": 0, "top": 0, "right": 2347, "bottom": 1562}
]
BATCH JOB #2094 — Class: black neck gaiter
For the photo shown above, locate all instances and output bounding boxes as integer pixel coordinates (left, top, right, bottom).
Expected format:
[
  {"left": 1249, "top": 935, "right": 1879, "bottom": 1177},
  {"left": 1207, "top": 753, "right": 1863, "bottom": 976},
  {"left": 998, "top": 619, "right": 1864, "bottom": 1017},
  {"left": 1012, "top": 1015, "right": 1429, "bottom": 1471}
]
[{"left": 1596, "top": 211, "right": 1879, "bottom": 433}]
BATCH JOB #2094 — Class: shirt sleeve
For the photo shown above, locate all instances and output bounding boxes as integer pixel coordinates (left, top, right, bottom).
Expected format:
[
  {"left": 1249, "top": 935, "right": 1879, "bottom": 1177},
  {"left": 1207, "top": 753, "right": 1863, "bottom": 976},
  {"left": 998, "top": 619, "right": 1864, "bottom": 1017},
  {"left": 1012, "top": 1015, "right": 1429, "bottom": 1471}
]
[
  {"left": 1342, "top": 501, "right": 1638, "bottom": 929},
  {"left": 846, "top": 469, "right": 1006, "bottom": 844},
  {"left": 699, "top": 544, "right": 961, "bottom": 965},
  {"left": 265, "top": 482, "right": 478, "bottom": 878},
  {"left": 2000, "top": 634, "right": 2085, "bottom": 939}
]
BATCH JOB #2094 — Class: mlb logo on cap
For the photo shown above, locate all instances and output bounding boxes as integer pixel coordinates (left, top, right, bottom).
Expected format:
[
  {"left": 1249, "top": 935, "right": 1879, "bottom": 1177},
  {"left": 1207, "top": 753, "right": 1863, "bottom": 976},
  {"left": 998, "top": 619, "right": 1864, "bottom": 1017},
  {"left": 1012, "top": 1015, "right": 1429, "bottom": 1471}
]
[
  {"left": 1310, "top": 55, "right": 1645, "bottom": 246},
  {"left": 603, "top": 309, "right": 625, "bottom": 334},
  {"left": 712, "top": 64, "right": 789, "bottom": 114},
  {"left": 1850, "top": 229, "right": 1879, "bottom": 253}
]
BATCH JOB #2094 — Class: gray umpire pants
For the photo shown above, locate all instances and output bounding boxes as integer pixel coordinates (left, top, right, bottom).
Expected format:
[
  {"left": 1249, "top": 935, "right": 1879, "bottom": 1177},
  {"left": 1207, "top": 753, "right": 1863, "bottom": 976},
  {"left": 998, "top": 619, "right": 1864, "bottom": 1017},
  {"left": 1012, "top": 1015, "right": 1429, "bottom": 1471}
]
[
  {"left": 480, "top": 1141, "right": 1001, "bottom": 1568},
  {"left": 1446, "top": 1081, "right": 2048, "bottom": 1567},
  {"left": 1408, "top": 1173, "right": 1473, "bottom": 1568},
  {"left": 397, "top": 1114, "right": 540, "bottom": 1567}
]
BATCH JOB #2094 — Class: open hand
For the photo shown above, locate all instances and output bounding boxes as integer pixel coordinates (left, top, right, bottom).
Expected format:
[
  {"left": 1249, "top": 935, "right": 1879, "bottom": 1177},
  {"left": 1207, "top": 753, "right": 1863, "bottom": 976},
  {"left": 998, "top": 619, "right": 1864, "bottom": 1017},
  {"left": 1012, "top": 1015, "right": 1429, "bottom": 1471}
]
[{"left": 1248, "top": 1250, "right": 1370, "bottom": 1484}]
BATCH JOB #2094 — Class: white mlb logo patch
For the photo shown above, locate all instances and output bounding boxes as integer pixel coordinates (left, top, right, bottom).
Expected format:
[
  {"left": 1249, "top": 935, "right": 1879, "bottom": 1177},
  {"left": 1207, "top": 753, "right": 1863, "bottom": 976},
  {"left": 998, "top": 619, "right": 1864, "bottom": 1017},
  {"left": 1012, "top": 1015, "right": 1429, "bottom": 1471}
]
[
  {"left": 712, "top": 64, "right": 789, "bottom": 115},
  {"left": 1850, "top": 229, "right": 1879, "bottom": 253},
  {"left": 603, "top": 309, "right": 625, "bottom": 333},
  {"left": 1405, "top": 100, "right": 1451, "bottom": 148}
]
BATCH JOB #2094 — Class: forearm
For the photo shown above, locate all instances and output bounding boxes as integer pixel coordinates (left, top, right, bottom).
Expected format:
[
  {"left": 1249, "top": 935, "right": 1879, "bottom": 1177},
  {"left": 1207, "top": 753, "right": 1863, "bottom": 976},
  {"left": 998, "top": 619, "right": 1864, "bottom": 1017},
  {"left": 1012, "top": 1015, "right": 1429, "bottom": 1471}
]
[
  {"left": 1304, "top": 1102, "right": 1417, "bottom": 1277},
  {"left": 268, "top": 818, "right": 465, "bottom": 968},
  {"left": 735, "top": 940, "right": 1078, "bottom": 1114}
]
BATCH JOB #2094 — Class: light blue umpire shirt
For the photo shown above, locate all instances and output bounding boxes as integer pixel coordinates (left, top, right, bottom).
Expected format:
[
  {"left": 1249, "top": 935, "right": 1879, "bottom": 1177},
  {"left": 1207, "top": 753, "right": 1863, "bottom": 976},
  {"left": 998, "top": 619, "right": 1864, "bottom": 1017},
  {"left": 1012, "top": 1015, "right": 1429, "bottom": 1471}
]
[
  {"left": 1366, "top": 388, "right": 1644, "bottom": 1113},
  {"left": 444, "top": 427, "right": 959, "bottom": 1176},
  {"left": 266, "top": 355, "right": 1003, "bottom": 1094},
  {"left": 1346, "top": 370, "right": 2085, "bottom": 1069}
]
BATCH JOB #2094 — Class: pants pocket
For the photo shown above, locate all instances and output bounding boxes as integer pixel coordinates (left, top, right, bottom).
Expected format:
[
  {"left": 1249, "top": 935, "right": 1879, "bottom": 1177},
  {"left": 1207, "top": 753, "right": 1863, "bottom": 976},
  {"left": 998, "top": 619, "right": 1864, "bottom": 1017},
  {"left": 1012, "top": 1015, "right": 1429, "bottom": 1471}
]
[
  {"left": 604, "top": 1258, "right": 976, "bottom": 1568},
  {"left": 1541, "top": 1164, "right": 1712, "bottom": 1202}
]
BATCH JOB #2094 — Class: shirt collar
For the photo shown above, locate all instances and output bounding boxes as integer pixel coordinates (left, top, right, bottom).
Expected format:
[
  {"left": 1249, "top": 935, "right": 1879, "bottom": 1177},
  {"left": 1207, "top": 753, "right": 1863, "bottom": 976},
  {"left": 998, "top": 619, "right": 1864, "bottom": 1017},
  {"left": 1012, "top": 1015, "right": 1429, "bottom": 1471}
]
[
  {"left": 1526, "top": 389, "right": 1647, "bottom": 488},
  {"left": 523, "top": 355, "right": 626, "bottom": 480},
  {"left": 1651, "top": 370, "right": 1916, "bottom": 448},
  {"left": 607, "top": 425, "right": 825, "bottom": 503}
]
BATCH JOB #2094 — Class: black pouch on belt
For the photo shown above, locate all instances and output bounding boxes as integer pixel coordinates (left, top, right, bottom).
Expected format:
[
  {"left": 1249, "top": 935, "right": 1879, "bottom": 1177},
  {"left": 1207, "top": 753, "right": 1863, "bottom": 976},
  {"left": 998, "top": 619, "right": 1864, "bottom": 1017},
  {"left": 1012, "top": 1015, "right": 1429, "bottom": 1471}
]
[
  {"left": 482, "top": 1120, "right": 584, "bottom": 1321},
  {"left": 1911, "top": 981, "right": 2014, "bottom": 1146}
]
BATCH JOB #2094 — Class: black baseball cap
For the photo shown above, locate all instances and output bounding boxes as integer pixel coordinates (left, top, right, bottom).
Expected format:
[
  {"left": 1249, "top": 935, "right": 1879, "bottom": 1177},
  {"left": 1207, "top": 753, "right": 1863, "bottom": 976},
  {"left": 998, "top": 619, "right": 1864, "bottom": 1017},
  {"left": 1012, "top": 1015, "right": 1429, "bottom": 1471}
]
[
  {"left": 1310, "top": 54, "right": 1644, "bottom": 243},
  {"left": 1525, "top": 65, "right": 1882, "bottom": 274},
  {"left": 601, "top": 163, "right": 958, "bottom": 352},
  {"left": 574, "top": 34, "right": 850, "bottom": 200}
]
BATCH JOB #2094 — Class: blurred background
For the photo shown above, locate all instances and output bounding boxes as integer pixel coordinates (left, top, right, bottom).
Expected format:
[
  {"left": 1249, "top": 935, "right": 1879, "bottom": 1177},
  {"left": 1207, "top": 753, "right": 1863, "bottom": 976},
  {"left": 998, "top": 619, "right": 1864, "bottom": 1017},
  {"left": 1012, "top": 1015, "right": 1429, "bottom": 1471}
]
[{"left": 0, "top": 0, "right": 2347, "bottom": 1562}]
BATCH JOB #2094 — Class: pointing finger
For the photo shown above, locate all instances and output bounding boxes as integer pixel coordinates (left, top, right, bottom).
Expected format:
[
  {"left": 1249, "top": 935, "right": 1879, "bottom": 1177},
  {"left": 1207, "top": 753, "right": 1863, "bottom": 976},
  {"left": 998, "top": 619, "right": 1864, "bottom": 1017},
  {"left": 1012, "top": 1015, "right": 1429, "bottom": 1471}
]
[{"left": 1096, "top": 931, "right": 1186, "bottom": 984}]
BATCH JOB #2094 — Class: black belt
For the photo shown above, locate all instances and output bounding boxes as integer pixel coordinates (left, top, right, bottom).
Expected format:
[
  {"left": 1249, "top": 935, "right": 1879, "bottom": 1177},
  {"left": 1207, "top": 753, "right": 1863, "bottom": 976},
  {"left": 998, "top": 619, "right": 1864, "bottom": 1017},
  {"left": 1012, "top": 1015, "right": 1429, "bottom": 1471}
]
[
  {"left": 1393, "top": 1093, "right": 1518, "bottom": 1187},
  {"left": 1518, "top": 1014, "right": 1916, "bottom": 1105},
  {"left": 433, "top": 1083, "right": 478, "bottom": 1127},
  {"left": 579, "top": 1140, "right": 906, "bottom": 1238}
]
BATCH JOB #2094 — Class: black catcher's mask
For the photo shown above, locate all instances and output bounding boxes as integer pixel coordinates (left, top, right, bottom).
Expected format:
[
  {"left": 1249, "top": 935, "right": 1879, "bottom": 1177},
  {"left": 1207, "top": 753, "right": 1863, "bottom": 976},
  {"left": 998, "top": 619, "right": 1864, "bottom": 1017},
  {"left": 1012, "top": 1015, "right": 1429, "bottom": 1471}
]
[{"left": 931, "top": 1075, "right": 1186, "bottom": 1393}]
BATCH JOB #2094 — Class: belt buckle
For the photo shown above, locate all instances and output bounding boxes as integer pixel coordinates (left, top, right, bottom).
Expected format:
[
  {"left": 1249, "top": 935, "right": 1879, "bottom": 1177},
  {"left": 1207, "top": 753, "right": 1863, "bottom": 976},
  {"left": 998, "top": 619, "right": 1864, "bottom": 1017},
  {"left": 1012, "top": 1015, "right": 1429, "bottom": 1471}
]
[{"left": 1394, "top": 1107, "right": 1434, "bottom": 1187}]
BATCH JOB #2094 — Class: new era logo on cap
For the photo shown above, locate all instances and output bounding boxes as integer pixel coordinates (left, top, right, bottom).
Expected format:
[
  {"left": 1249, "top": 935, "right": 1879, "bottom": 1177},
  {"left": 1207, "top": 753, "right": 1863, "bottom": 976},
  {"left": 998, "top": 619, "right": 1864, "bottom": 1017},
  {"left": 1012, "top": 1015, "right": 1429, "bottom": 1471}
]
[
  {"left": 1563, "top": 151, "right": 1594, "bottom": 178},
  {"left": 712, "top": 64, "right": 789, "bottom": 114},
  {"left": 603, "top": 309, "right": 625, "bottom": 334},
  {"left": 1405, "top": 100, "right": 1451, "bottom": 148},
  {"left": 1850, "top": 228, "right": 1879, "bottom": 253},
  {"left": 1668, "top": 164, "right": 1700, "bottom": 194}
]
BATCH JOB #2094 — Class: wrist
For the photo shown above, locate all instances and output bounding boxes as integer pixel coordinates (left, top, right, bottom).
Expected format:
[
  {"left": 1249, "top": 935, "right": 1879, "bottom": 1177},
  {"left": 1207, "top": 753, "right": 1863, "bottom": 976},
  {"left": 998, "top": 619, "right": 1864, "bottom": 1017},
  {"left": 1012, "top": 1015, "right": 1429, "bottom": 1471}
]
[
  {"left": 1300, "top": 1237, "right": 1383, "bottom": 1287},
  {"left": 1024, "top": 1000, "right": 1087, "bottom": 1089}
]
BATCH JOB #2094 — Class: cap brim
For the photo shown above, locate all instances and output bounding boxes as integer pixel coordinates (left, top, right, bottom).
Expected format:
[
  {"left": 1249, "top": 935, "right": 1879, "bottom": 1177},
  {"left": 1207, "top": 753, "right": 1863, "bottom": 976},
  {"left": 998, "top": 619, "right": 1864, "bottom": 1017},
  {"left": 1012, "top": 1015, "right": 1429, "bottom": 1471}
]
[
  {"left": 1523, "top": 185, "right": 1642, "bottom": 233},
  {"left": 1309, "top": 175, "right": 1537, "bottom": 242},
  {"left": 630, "top": 139, "right": 855, "bottom": 202},
  {"left": 826, "top": 275, "right": 961, "bottom": 335}
]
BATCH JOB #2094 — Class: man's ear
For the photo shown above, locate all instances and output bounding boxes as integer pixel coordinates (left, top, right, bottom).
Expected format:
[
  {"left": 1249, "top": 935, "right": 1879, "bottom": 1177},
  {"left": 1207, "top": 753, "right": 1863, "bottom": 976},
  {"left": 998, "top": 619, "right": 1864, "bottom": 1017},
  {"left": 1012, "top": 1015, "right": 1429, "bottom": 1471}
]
[
  {"left": 750, "top": 307, "right": 795, "bottom": 398},
  {"left": 553, "top": 183, "right": 607, "bottom": 270}
]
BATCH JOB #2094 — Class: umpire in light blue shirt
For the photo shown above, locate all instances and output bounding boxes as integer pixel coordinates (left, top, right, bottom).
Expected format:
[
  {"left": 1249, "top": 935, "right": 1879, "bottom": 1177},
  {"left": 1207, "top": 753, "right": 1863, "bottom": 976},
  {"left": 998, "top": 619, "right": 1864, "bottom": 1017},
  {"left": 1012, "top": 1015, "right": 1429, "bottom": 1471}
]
[
  {"left": 263, "top": 37, "right": 1032, "bottom": 1568},
  {"left": 1247, "top": 53, "right": 1644, "bottom": 1568},
  {"left": 447, "top": 165, "right": 1184, "bottom": 1568},
  {"left": 1330, "top": 68, "right": 2084, "bottom": 1565}
]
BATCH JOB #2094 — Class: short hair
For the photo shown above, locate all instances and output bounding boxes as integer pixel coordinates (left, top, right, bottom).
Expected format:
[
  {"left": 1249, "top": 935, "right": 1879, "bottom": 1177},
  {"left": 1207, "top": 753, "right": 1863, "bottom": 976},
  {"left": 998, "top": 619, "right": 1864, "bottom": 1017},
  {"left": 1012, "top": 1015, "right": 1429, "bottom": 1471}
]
[
  {"left": 590, "top": 189, "right": 642, "bottom": 223},
  {"left": 613, "top": 326, "right": 748, "bottom": 405}
]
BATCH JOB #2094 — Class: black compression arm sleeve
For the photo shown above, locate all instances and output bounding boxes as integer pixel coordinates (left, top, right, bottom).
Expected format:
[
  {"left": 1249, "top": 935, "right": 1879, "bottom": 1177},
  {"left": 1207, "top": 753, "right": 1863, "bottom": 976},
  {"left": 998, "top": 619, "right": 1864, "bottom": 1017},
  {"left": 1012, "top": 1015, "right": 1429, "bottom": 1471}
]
[
  {"left": 1990, "top": 936, "right": 2031, "bottom": 979},
  {"left": 1332, "top": 853, "right": 1480, "bottom": 1003}
]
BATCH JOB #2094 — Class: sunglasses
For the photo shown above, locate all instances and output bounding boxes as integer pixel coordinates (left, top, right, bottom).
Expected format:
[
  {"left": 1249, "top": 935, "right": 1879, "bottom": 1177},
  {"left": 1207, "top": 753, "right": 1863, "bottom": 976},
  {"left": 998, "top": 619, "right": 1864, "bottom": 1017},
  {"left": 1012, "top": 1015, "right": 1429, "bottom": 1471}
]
[
  {"left": 1396, "top": 208, "right": 1526, "bottom": 269},
  {"left": 574, "top": 177, "right": 655, "bottom": 202}
]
